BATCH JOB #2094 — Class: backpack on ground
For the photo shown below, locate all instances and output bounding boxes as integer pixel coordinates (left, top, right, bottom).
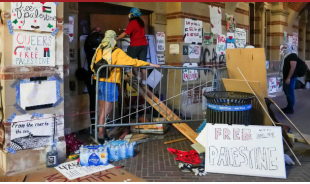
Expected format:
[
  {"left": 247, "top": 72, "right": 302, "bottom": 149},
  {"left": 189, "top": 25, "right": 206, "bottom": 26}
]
[{"left": 93, "top": 47, "right": 118, "bottom": 78}]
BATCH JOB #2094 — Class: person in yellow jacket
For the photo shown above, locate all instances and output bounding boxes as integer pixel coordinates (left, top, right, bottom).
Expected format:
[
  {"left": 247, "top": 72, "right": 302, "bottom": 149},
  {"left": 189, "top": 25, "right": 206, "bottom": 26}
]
[{"left": 91, "top": 30, "right": 160, "bottom": 143}]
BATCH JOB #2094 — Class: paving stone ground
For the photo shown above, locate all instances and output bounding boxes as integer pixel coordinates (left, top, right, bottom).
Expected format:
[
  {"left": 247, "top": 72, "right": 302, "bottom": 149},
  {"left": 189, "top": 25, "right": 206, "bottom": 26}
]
[{"left": 112, "top": 89, "right": 310, "bottom": 182}]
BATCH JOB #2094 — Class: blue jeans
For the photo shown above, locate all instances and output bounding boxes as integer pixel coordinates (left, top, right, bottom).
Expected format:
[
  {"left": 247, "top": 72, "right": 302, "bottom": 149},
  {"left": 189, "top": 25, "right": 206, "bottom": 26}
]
[{"left": 283, "top": 77, "right": 297, "bottom": 110}]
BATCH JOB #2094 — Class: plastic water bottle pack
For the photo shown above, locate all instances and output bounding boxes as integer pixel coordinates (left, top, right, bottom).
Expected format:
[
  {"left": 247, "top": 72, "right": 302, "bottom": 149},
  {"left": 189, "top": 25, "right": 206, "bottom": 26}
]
[{"left": 79, "top": 140, "right": 136, "bottom": 167}]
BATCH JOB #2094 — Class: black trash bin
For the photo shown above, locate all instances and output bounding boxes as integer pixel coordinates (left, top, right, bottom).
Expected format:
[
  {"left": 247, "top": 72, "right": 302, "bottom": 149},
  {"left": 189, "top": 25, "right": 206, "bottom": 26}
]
[{"left": 203, "top": 91, "right": 255, "bottom": 125}]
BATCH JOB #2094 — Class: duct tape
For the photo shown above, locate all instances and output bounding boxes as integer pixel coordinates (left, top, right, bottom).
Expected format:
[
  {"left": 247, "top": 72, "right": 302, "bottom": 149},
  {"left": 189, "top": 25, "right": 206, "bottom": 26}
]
[
  {"left": 54, "top": 74, "right": 64, "bottom": 83},
  {"left": 6, "top": 147, "right": 16, "bottom": 154},
  {"left": 32, "top": 113, "right": 44, "bottom": 118},
  {"left": 53, "top": 97, "right": 63, "bottom": 108},
  {"left": 206, "top": 103, "right": 252, "bottom": 111},
  {"left": 7, "top": 113, "right": 17, "bottom": 123},
  {"left": 10, "top": 79, "right": 21, "bottom": 88},
  {"left": 51, "top": 28, "right": 59, "bottom": 36},
  {"left": 7, "top": 20, "right": 14, "bottom": 35},
  {"left": 14, "top": 103, "right": 27, "bottom": 114},
  {"left": 54, "top": 2, "right": 59, "bottom": 6}
]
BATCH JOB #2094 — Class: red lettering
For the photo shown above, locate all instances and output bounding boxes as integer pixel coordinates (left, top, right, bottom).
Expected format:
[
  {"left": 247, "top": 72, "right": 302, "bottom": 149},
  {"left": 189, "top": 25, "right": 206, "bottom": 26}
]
[
  {"left": 223, "top": 128, "right": 231, "bottom": 140},
  {"left": 44, "top": 173, "right": 69, "bottom": 182},
  {"left": 215, "top": 128, "right": 221, "bottom": 139},
  {"left": 35, "top": 52, "right": 38, "bottom": 58},
  {"left": 19, "top": 52, "right": 22, "bottom": 57},
  {"left": 31, "top": 52, "right": 33, "bottom": 58},
  {"left": 16, "top": 33, "right": 23, "bottom": 44},
  {"left": 242, "top": 129, "right": 252, "bottom": 140},
  {"left": 25, "top": 52, "right": 29, "bottom": 58},
  {"left": 233, "top": 128, "right": 240, "bottom": 140}
]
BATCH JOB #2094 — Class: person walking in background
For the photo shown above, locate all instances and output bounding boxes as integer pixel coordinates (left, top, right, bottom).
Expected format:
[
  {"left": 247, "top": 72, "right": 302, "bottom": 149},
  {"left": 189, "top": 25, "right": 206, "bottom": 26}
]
[
  {"left": 117, "top": 7, "right": 149, "bottom": 86},
  {"left": 91, "top": 30, "right": 160, "bottom": 143}
]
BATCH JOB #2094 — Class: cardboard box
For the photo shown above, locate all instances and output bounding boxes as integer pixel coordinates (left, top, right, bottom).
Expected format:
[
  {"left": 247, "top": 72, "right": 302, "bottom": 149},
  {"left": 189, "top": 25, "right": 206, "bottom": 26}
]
[{"left": 0, "top": 174, "right": 26, "bottom": 182}]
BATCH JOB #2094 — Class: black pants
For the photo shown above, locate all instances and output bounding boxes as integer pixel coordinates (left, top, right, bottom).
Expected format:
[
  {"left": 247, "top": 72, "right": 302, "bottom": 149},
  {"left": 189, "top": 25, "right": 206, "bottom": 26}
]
[
  {"left": 84, "top": 70, "right": 96, "bottom": 124},
  {"left": 127, "top": 45, "right": 148, "bottom": 61}
]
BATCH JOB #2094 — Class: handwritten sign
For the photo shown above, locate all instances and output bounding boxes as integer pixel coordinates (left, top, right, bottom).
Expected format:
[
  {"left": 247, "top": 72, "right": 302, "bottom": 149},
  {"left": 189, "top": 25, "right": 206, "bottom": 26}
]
[
  {"left": 55, "top": 160, "right": 114, "bottom": 180},
  {"left": 156, "top": 54, "right": 165, "bottom": 65},
  {"left": 169, "top": 44, "right": 179, "bottom": 54},
  {"left": 11, "top": 2, "right": 57, "bottom": 32},
  {"left": 69, "top": 16, "right": 74, "bottom": 42},
  {"left": 12, "top": 31, "right": 55, "bottom": 66},
  {"left": 10, "top": 114, "right": 54, "bottom": 150},
  {"left": 205, "top": 123, "right": 286, "bottom": 179},
  {"left": 235, "top": 28, "right": 246, "bottom": 48},
  {"left": 292, "top": 32, "right": 298, "bottom": 47},
  {"left": 203, "top": 32, "right": 213, "bottom": 45},
  {"left": 184, "top": 18, "right": 202, "bottom": 44},
  {"left": 188, "top": 45, "right": 201, "bottom": 59},
  {"left": 209, "top": 6, "right": 222, "bottom": 35},
  {"left": 183, "top": 63, "right": 198, "bottom": 81},
  {"left": 269, "top": 77, "right": 277, "bottom": 93},
  {"left": 156, "top": 32, "right": 165, "bottom": 52},
  {"left": 226, "top": 32, "right": 235, "bottom": 49},
  {"left": 216, "top": 35, "right": 226, "bottom": 55}
]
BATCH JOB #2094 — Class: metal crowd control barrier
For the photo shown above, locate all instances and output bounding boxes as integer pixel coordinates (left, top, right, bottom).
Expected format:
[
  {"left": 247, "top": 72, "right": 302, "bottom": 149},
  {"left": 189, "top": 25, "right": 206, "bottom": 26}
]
[{"left": 92, "top": 65, "right": 215, "bottom": 141}]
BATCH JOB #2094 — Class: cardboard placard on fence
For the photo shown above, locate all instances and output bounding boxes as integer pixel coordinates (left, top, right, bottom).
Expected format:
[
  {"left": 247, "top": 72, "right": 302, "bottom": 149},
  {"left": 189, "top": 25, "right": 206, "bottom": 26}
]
[{"left": 204, "top": 123, "right": 286, "bottom": 179}]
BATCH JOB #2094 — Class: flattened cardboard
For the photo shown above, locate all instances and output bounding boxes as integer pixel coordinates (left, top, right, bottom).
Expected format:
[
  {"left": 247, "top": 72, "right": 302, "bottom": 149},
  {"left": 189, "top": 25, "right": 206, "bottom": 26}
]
[
  {"left": 25, "top": 167, "right": 145, "bottom": 182},
  {"left": 0, "top": 174, "right": 26, "bottom": 182}
]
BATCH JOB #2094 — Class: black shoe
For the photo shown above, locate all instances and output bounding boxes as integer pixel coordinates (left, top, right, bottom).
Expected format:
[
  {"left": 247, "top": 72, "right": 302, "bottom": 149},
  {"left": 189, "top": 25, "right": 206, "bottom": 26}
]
[
  {"left": 282, "top": 108, "right": 294, "bottom": 114},
  {"left": 281, "top": 107, "right": 289, "bottom": 111}
]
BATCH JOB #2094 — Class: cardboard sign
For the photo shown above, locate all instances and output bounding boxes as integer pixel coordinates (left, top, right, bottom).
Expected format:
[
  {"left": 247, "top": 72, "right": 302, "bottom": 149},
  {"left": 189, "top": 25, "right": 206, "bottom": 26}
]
[
  {"left": 209, "top": 6, "right": 222, "bottom": 35},
  {"left": 0, "top": 175, "right": 26, "bottom": 182},
  {"left": 183, "top": 63, "right": 198, "bottom": 81},
  {"left": 156, "top": 32, "right": 165, "bottom": 52},
  {"left": 184, "top": 18, "right": 203, "bottom": 44},
  {"left": 156, "top": 54, "right": 165, "bottom": 65},
  {"left": 205, "top": 123, "right": 286, "bottom": 179},
  {"left": 235, "top": 28, "right": 246, "bottom": 48},
  {"left": 11, "top": 2, "right": 57, "bottom": 32},
  {"left": 216, "top": 35, "right": 226, "bottom": 55},
  {"left": 12, "top": 31, "right": 55, "bottom": 66}
]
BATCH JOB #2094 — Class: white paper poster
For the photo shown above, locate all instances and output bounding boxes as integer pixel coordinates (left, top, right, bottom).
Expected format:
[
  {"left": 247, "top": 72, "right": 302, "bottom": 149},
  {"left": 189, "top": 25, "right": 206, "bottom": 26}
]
[
  {"left": 184, "top": 18, "right": 203, "bottom": 44},
  {"left": 69, "top": 16, "right": 74, "bottom": 42},
  {"left": 183, "top": 63, "right": 198, "bottom": 81},
  {"left": 188, "top": 45, "right": 201, "bottom": 59},
  {"left": 288, "top": 36, "right": 293, "bottom": 45},
  {"left": 235, "top": 28, "right": 246, "bottom": 48},
  {"left": 169, "top": 44, "right": 179, "bottom": 54},
  {"left": 202, "top": 87, "right": 212, "bottom": 110},
  {"left": 276, "top": 77, "right": 283, "bottom": 91},
  {"left": 292, "top": 32, "right": 298, "bottom": 47},
  {"left": 12, "top": 31, "right": 55, "bottom": 66},
  {"left": 11, "top": 2, "right": 57, "bottom": 32},
  {"left": 55, "top": 160, "right": 114, "bottom": 180},
  {"left": 63, "top": 23, "right": 70, "bottom": 36},
  {"left": 269, "top": 77, "right": 277, "bottom": 94},
  {"left": 156, "top": 54, "right": 165, "bottom": 65},
  {"left": 209, "top": 6, "right": 222, "bottom": 35},
  {"left": 156, "top": 32, "right": 165, "bottom": 52},
  {"left": 10, "top": 113, "right": 54, "bottom": 150},
  {"left": 204, "top": 124, "right": 286, "bottom": 179},
  {"left": 226, "top": 32, "right": 235, "bottom": 49},
  {"left": 284, "top": 31, "right": 287, "bottom": 43},
  {"left": 20, "top": 80, "right": 58, "bottom": 109},
  {"left": 216, "top": 35, "right": 226, "bottom": 55}
]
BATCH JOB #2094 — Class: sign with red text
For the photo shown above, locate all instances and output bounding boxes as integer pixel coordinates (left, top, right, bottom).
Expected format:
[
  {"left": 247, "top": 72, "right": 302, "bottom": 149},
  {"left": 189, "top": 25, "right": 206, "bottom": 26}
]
[
  {"left": 184, "top": 18, "right": 202, "bottom": 44},
  {"left": 12, "top": 31, "right": 55, "bottom": 66},
  {"left": 11, "top": 2, "right": 57, "bottom": 32},
  {"left": 216, "top": 35, "right": 226, "bottom": 55},
  {"left": 183, "top": 63, "right": 199, "bottom": 81},
  {"left": 205, "top": 123, "right": 286, "bottom": 179}
]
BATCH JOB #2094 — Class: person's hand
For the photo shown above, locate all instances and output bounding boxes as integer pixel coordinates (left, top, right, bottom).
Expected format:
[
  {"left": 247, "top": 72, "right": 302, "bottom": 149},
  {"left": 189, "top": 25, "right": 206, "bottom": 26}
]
[
  {"left": 285, "top": 78, "right": 290, "bottom": 84},
  {"left": 150, "top": 63, "right": 161, "bottom": 68}
]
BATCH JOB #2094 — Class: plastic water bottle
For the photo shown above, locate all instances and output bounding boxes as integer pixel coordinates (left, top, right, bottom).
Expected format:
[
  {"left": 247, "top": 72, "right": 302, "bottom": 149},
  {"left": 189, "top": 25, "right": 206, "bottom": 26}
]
[
  {"left": 109, "top": 146, "right": 114, "bottom": 162},
  {"left": 125, "top": 143, "right": 129, "bottom": 158},
  {"left": 120, "top": 144, "right": 126, "bottom": 160},
  {"left": 114, "top": 145, "right": 120, "bottom": 161},
  {"left": 102, "top": 147, "right": 109, "bottom": 165},
  {"left": 128, "top": 143, "right": 134, "bottom": 157}
]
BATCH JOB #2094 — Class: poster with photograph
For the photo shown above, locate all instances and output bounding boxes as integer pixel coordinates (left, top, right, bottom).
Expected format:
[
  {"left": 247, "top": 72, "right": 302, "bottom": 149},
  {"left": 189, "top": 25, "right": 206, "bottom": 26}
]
[
  {"left": 156, "top": 54, "right": 165, "bottom": 65},
  {"left": 226, "top": 32, "right": 235, "bottom": 49},
  {"left": 11, "top": 2, "right": 57, "bottom": 32},
  {"left": 226, "top": 14, "right": 236, "bottom": 33},
  {"left": 203, "top": 32, "right": 213, "bottom": 45},
  {"left": 156, "top": 32, "right": 165, "bottom": 52},
  {"left": 209, "top": 6, "right": 222, "bottom": 35},
  {"left": 235, "top": 28, "right": 246, "bottom": 48},
  {"left": 216, "top": 34, "right": 226, "bottom": 55},
  {"left": 12, "top": 31, "right": 55, "bottom": 66},
  {"left": 184, "top": 18, "right": 203, "bottom": 44},
  {"left": 10, "top": 113, "right": 54, "bottom": 150},
  {"left": 292, "top": 32, "right": 298, "bottom": 47},
  {"left": 188, "top": 45, "right": 201, "bottom": 59}
]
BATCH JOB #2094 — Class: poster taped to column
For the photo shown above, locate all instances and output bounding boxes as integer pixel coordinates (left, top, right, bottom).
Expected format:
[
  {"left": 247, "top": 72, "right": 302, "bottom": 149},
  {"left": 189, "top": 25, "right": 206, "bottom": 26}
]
[
  {"left": 226, "top": 32, "right": 235, "bottom": 49},
  {"left": 183, "top": 63, "right": 198, "bottom": 81},
  {"left": 216, "top": 35, "right": 226, "bottom": 55},
  {"left": 11, "top": 2, "right": 57, "bottom": 32},
  {"left": 184, "top": 18, "right": 202, "bottom": 44},
  {"left": 188, "top": 45, "right": 201, "bottom": 59},
  {"left": 209, "top": 6, "right": 222, "bottom": 35},
  {"left": 235, "top": 28, "right": 246, "bottom": 48},
  {"left": 12, "top": 31, "right": 55, "bottom": 66},
  {"left": 203, "top": 32, "right": 213, "bottom": 45},
  {"left": 156, "top": 54, "right": 165, "bottom": 65},
  {"left": 156, "top": 32, "right": 165, "bottom": 52},
  {"left": 205, "top": 123, "right": 286, "bottom": 179}
]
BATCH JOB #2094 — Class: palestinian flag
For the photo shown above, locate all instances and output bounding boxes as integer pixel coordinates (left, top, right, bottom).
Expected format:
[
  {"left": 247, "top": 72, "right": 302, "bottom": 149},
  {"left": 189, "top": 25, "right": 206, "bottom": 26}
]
[{"left": 42, "top": 6, "right": 51, "bottom": 13}]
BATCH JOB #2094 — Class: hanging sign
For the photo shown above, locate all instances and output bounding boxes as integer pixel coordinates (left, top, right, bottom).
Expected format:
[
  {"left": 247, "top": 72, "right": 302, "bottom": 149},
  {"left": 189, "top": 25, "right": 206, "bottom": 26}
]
[
  {"left": 183, "top": 63, "right": 198, "bottom": 81},
  {"left": 69, "top": 16, "right": 74, "bottom": 42},
  {"left": 204, "top": 123, "right": 286, "bottom": 179},
  {"left": 235, "top": 28, "right": 246, "bottom": 48},
  {"left": 156, "top": 32, "right": 165, "bottom": 52},
  {"left": 209, "top": 6, "right": 222, "bottom": 35},
  {"left": 156, "top": 54, "right": 165, "bottom": 65},
  {"left": 11, "top": 2, "right": 57, "bottom": 32},
  {"left": 12, "top": 31, "right": 55, "bottom": 66},
  {"left": 184, "top": 18, "right": 202, "bottom": 44},
  {"left": 216, "top": 35, "right": 226, "bottom": 55},
  {"left": 226, "top": 32, "right": 235, "bottom": 49}
]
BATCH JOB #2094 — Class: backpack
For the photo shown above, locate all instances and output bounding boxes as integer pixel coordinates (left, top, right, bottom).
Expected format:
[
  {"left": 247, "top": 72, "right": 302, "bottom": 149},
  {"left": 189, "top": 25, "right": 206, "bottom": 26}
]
[
  {"left": 93, "top": 47, "right": 118, "bottom": 78},
  {"left": 296, "top": 58, "right": 308, "bottom": 77}
]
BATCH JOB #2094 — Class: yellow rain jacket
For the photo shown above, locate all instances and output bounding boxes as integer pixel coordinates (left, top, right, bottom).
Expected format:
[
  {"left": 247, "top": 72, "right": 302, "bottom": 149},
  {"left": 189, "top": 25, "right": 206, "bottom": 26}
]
[{"left": 93, "top": 48, "right": 149, "bottom": 83}]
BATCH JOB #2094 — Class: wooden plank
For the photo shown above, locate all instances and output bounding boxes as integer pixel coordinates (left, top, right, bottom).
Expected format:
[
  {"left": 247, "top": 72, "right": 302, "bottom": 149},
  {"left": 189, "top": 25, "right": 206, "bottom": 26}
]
[
  {"left": 226, "top": 48, "right": 268, "bottom": 97},
  {"left": 164, "top": 138, "right": 187, "bottom": 144},
  {"left": 222, "top": 78, "right": 271, "bottom": 126},
  {"left": 131, "top": 83, "right": 198, "bottom": 144}
]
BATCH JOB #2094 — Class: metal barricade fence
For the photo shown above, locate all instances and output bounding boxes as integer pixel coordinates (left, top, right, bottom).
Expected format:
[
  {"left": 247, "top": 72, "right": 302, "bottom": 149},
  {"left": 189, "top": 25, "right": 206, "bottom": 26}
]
[
  {"left": 92, "top": 65, "right": 215, "bottom": 141},
  {"left": 212, "top": 67, "right": 228, "bottom": 92}
]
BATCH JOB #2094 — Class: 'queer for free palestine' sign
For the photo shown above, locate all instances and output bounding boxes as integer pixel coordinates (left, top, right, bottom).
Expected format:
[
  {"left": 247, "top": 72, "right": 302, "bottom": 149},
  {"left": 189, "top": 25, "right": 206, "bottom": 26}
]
[{"left": 13, "top": 31, "right": 55, "bottom": 66}]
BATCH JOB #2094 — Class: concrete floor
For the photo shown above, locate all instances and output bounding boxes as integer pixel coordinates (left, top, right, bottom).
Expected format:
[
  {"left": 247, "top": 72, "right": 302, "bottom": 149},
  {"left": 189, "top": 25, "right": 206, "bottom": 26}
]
[{"left": 112, "top": 89, "right": 310, "bottom": 182}]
